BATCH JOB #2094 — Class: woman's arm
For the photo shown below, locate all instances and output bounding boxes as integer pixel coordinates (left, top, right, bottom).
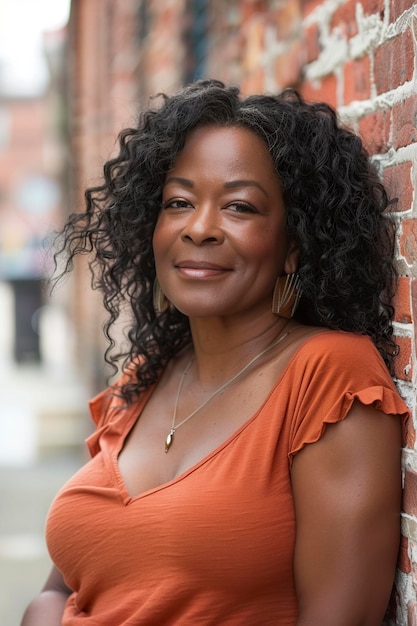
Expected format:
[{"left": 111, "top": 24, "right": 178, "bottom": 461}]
[
  {"left": 291, "top": 401, "right": 402, "bottom": 626},
  {"left": 20, "top": 565, "right": 72, "bottom": 626}
]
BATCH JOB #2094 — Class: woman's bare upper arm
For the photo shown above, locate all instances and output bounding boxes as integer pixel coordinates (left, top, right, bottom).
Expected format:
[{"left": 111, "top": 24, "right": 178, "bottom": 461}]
[
  {"left": 42, "top": 565, "right": 72, "bottom": 596},
  {"left": 291, "top": 401, "right": 402, "bottom": 626},
  {"left": 20, "top": 566, "right": 72, "bottom": 625}
]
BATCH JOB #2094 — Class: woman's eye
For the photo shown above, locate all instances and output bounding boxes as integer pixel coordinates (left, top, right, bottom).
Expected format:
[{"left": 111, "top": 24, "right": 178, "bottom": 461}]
[
  {"left": 227, "top": 202, "right": 258, "bottom": 214},
  {"left": 162, "top": 199, "right": 191, "bottom": 210}
]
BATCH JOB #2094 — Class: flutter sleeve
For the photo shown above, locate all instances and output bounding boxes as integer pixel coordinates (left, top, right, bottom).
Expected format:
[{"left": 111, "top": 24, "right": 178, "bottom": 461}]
[
  {"left": 86, "top": 387, "right": 122, "bottom": 458},
  {"left": 86, "top": 369, "right": 136, "bottom": 457},
  {"left": 287, "top": 332, "right": 409, "bottom": 463},
  {"left": 86, "top": 363, "right": 154, "bottom": 458}
]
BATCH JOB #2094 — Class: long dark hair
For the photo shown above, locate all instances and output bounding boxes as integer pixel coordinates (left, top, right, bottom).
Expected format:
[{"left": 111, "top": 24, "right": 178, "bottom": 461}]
[{"left": 55, "top": 79, "right": 398, "bottom": 403}]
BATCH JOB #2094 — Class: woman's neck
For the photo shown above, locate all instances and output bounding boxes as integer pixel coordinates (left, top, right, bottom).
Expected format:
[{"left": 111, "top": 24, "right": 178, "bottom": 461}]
[{"left": 186, "top": 315, "right": 293, "bottom": 387}]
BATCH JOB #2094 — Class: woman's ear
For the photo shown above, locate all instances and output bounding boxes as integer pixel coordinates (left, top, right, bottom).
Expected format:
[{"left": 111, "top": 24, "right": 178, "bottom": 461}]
[{"left": 284, "top": 239, "right": 299, "bottom": 275}]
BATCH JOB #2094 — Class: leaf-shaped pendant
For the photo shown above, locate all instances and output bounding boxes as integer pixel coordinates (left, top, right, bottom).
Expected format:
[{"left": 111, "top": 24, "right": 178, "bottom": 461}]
[{"left": 165, "top": 429, "right": 175, "bottom": 453}]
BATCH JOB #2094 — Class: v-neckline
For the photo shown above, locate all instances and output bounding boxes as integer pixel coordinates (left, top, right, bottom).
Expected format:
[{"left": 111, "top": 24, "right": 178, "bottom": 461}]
[
  {"left": 110, "top": 362, "right": 288, "bottom": 504},
  {"left": 112, "top": 413, "right": 256, "bottom": 505},
  {"left": 106, "top": 329, "right": 333, "bottom": 504}
]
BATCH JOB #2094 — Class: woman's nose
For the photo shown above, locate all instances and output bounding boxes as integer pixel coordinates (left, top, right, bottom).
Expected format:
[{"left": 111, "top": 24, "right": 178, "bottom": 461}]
[{"left": 181, "top": 204, "right": 224, "bottom": 245}]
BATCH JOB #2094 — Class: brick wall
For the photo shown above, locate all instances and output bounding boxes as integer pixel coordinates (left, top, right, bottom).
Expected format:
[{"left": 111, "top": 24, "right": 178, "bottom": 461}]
[
  {"left": 69, "top": 0, "right": 417, "bottom": 621},
  {"left": 68, "top": 0, "right": 144, "bottom": 390}
]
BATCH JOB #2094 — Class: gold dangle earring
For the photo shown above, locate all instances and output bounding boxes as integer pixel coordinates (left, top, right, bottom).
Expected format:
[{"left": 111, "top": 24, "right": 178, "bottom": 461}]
[
  {"left": 153, "top": 277, "right": 169, "bottom": 314},
  {"left": 272, "top": 273, "right": 301, "bottom": 318}
]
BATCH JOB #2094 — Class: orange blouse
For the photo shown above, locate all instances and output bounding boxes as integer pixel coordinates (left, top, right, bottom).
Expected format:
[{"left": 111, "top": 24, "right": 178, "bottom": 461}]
[{"left": 46, "top": 331, "right": 408, "bottom": 625}]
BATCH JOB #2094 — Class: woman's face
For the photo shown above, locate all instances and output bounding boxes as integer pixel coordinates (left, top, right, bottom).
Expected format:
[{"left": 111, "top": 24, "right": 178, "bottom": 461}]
[{"left": 152, "top": 125, "right": 298, "bottom": 319}]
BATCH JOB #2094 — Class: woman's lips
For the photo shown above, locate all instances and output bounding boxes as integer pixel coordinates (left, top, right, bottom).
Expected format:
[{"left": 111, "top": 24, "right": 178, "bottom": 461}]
[{"left": 175, "top": 260, "right": 230, "bottom": 278}]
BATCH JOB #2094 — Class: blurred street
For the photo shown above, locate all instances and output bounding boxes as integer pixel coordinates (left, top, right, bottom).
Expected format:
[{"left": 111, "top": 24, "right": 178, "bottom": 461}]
[
  {"left": 0, "top": 454, "right": 83, "bottom": 625},
  {"left": 0, "top": 362, "right": 91, "bottom": 625}
]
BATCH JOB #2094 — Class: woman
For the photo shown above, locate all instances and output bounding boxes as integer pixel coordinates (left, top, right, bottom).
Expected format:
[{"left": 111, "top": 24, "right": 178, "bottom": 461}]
[{"left": 22, "top": 80, "right": 408, "bottom": 625}]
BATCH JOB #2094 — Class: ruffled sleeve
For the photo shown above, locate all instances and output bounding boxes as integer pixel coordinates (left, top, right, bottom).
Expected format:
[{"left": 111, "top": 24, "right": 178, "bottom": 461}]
[
  {"left": 287, "top": 332, "right": 409, "bottom": 462},
  {"left": 85, "top": 365, "right": 155, "bottom": 458},
  {"left": 86, "top": 367, "right": 137, "bottom": 457},
  {"left": 89, "top": 387, "right": 115, "bottom": 427},
  {"left": 86, "top": 387, "right": 122, "bottom": 458}
]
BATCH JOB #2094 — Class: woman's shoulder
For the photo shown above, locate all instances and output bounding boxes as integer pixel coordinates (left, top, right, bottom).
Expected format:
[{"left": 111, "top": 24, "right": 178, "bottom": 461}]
[
  {"left": 288, "top": 326, "right": 379, "bottom": 358},
  {"left": 285, "top": 326, "right": 389, "bottom": 382}
]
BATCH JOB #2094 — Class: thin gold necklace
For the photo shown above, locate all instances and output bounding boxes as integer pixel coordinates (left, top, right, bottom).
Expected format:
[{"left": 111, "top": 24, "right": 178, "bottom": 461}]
[{"left": 164, "top": 324, "right": 291, "bottom": 453}]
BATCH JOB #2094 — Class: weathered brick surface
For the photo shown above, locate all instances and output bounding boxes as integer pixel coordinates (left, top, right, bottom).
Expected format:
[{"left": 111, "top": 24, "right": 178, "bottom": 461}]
[
  {"left": 404, "top": 471, "right": 417, "bottom": 519},
  {"left": 331, "top": 0, "right": 359, "bottom": 37},
  {"left": 399, "top": 219, "right": 417, "bottom": 269},
  {"left": 359, "top": 109, "right": 391, "bottom": 154},
  {"left": 405, "top": 415, "right": 416, "bottom": 449},
  {"left": 374, "top": 30, "right": 414, "bottom": 95},
  {"left": 304, "top": 23, "right": 320, "bottom": 63},
  {"left": 398, "top": 536, "right": 412, "bottom": 574},
  {"left": 392, "top": 95, "right": 417, "bottom": 150},
  {"left": 361, "top": 0, "right": 385, "bottom": 14},
  {"left": 393, "top": 277, "right": 413, "bottom": 325},
  {"left": 393, "top": 335, "right": 413, "bottom": 382},
  {"left": 300, "top": 74, "right": 338, "bottom": 107},
  {"left": 343, "top": 55, "right": 371, "bottom": 103},
  {"left": 383, "top": 161, "right": 413, "bottom": 213},
  {"left": 274, "top": 1, "right": 302, "bottom": 39},
  {"left": 274, "top": 39, "right": 303, "bottom": 88},
  {"left": 390, "top": 0, "right": 414, "bottom": 22}
]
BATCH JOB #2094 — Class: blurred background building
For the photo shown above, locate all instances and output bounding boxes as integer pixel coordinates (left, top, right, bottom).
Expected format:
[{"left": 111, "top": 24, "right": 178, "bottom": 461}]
[
  {"left": 0, "top": 5, "right": 89, "bottom": 465},
  {"left": 1, "top": 0, "right": 417, "bottom": 624}
]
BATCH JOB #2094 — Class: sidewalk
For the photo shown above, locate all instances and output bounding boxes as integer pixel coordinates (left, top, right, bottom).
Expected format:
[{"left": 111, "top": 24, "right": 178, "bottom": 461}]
[
  {"left": 0, "top": 362, "right": 91, "bottom": 625},
  {"left": 0, "top": 454, "right": 84, "bottom": 625}
]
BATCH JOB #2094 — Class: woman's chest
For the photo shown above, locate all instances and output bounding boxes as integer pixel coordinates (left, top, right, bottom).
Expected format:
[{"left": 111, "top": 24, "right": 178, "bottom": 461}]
[
  {"left": 118, "top": 361, "right": 292, "bottom": 498},
  {"left": 46, "top": 434, "right": 296, "bottom": 594}
]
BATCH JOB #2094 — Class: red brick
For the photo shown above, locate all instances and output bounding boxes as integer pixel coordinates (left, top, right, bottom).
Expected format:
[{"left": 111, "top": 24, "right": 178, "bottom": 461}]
[
  {"left": 301, "top": 74, "right": 338, "bottom": 107},
  {"left": 304, "top": 23, "right": 320, "bottom": 63},
  {"left": 382, "top": 161, "right": 413, "bottom": 213},
  {"left": 241, "top": 67, "right": 266, "bottom": 95},
  {"left": 393, "top": 335, "right": 413, "bottom": 381},
  {"left": 404, "top": 413, "right": 416, "bottom": 449},
  {"left": 360, "top": 0, "right": 385, "bottom": 16},
  {"left": 358, "top": 109, "right": 391, "bottom": 154},
  {"left": 331, "top": 0, "right": 358, "bottom": 37},
  {"left": 412, "top": 277, "right": 417, "bottom": 316},
  {"left": 392, "top": 95, "right": 417, "bottom": 149},
  {"left": 403, "top": 470, "right": 417, "bottom": 517},
  {"left": 343, "top": 55, "right": 371, "bottom": 103},
  {"left": 241, "top": 0, "right": 268, "bottom": 21},
  {"left": 274, "top": 1, "right": 302, "bottom": 39},
  {"left": 399, "top": 218, "right": 417, "bottom": 266},
  {"left": 242, "top": 16, "right": 266, "bottom": 72},
  {"left": 303, "top": 0, "right": 323, "bottom": 16},
  {"left": 398, "top": 536, "right": 412, "bottom": 574},
  {"left": 412, "top": 278, "right": 417, "bottom": 357},
  {"left": 393, "top": 276, "right": 412, "bottom": 324},
  {"left": 274, "top": 40, "right": 304, "bottom": 89},
  {"left": 390, "top": 0, "right": 413, "bottom": 22},
  {"left": 375, "top": 31, "right": 414, "bottom": 94}
]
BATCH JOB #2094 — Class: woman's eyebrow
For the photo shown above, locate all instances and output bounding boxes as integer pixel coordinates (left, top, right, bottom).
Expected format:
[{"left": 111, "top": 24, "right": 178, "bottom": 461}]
[
  {"left": 224, "top": 179, "right": 268, "bottom": 197},
  {"left": 164, "top": 176, "right": 193, "bottom": 187},
  {"left": 164, "top": 176, "right": 268, "bottom": 197}
]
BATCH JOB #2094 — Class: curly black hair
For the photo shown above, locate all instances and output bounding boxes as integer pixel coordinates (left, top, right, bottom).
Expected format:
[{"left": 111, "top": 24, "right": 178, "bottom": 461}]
[{"left": 55, "top": 79, "right": 398, "bottom": 404}]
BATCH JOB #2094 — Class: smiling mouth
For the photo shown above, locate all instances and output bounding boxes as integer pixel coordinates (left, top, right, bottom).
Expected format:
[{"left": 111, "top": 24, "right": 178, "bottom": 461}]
[{"left": 175, "top": 261, "right": 230, "bottom": 277}]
